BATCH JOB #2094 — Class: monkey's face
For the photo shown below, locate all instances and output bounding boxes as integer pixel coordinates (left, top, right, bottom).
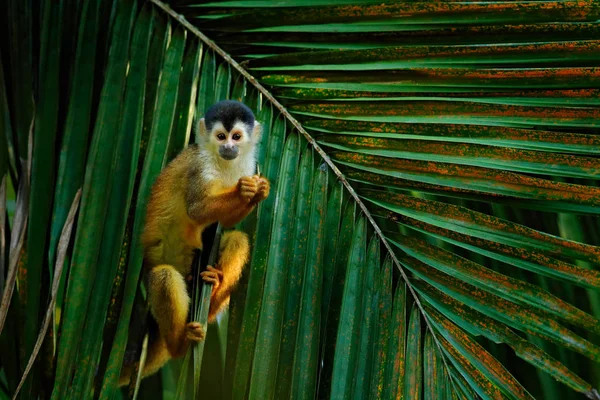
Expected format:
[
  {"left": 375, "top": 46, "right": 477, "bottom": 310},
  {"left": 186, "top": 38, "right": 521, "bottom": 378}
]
[
  {"left": 210, "top": 121, "right": 254, "bottom": 161},
  {"left": 200, "top": 114, "right": 263, "bottom": 162}
]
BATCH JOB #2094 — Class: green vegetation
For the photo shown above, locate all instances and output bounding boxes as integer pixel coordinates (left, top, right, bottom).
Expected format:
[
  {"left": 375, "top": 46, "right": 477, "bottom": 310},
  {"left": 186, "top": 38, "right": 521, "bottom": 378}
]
[{"left": 1, "top": 0, "right": 599, "bottom": 399}]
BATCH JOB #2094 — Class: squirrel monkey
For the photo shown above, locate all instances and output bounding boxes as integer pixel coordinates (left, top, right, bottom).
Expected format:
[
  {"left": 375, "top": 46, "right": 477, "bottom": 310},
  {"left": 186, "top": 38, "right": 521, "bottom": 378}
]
[{"left": 119, "top": 100, "right": 270, "bottom": 386}]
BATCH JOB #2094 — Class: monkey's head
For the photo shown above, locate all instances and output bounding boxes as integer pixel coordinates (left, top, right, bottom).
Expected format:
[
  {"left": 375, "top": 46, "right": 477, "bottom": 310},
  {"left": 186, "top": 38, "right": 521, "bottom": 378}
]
[{"left": 199, "top": 100, "right": 262, "bottom": 161}]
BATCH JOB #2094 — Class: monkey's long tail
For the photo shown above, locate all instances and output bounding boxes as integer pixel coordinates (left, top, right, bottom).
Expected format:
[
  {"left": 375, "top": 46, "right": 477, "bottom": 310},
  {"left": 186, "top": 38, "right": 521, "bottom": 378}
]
[{"left": 118, "top": 334, "right": 171, "bottom": 387}]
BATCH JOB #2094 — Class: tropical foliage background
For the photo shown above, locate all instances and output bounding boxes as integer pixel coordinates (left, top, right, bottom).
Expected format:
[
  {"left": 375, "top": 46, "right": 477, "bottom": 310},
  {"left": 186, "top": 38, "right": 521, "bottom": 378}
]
[{"left": 1, "top": 0, "right": 600, "bottom": 399}]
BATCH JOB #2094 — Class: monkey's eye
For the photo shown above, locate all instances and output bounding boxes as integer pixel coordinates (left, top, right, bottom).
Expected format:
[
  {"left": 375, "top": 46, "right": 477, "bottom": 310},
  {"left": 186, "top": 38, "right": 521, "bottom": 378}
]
[
  {"left": 232, "top": 133, "right": 241, "bottom": 141},
  {"left": 217, "top": 133, "right": 226, "bottom": 141}
]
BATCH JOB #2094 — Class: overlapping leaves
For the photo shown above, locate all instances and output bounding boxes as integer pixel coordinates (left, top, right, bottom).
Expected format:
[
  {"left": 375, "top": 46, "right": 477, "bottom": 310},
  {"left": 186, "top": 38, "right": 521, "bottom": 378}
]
[
  {"left": 170, "top": 0, "right": 600, "bottom": 398},
  {"left": 1, "top": 0, "right": 599, "bottom": 399}
]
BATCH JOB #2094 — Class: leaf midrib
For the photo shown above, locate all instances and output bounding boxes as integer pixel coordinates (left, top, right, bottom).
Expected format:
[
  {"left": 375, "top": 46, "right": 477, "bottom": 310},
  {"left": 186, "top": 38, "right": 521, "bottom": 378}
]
[{"left": 150, "top": 0, "right": 458, "bottom": 392}]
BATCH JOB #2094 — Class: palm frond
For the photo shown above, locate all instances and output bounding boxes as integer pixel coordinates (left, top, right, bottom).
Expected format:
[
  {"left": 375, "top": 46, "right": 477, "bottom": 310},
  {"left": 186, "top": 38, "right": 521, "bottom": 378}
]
[{"left": 1, "top": 0, "right": 599, "bottom": 399}]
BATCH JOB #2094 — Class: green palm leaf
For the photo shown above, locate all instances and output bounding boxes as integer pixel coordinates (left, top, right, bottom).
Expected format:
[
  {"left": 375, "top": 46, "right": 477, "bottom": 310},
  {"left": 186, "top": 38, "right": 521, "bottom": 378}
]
[{"left": 1, "top": 0, "right": 600, "bottom": 399}]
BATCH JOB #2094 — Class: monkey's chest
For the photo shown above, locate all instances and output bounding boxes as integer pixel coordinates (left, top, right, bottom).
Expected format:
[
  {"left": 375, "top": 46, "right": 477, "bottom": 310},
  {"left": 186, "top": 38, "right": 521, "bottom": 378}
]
[
  {"left": 220, "top": 171, "right": 244, "bottom": 187},
  {"left": 183, "top": 220, "right": 205, "bottom": 249},
  {"left": 212, "top": 160, "right": 254, "bottom": 187}
]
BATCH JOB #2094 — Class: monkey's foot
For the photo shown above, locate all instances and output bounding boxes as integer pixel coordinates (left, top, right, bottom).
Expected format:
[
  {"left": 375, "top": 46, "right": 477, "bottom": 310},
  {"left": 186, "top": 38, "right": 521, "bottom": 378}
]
[
  {"left": 238, "top": 176, "right": 258, "bottom": 203},
  {"left": 200, "top": 265, "right": 223, "bottom": 291},
  {"left": 186, "top": 322, "right": 205, "bottom": 342}
]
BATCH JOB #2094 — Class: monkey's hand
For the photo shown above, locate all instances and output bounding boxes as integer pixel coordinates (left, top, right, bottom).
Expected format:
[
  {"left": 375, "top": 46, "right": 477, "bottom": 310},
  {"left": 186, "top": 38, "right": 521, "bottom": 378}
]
[
  {"left": 238, "top": 176, "right": 258, "bottom": 203},
  {"left": 200, "top": 265, "right": 223, "bottom": 294},
  {"left": 251, "top": 176, "right": 270, "bottom": 204}
]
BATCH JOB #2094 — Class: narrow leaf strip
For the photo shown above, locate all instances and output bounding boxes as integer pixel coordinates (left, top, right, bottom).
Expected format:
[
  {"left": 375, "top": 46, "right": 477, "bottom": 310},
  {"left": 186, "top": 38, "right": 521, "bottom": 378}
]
[
  {"left": 352, "top": 235, "right": 380, "bottom": 399},
  {"left": 0, "top": 177, "right": 5, "bottom": 293},
  {"left": 402, "top": 255, "right": 600, "bottom": 362},
  {"left": 250, "top": 133, "right": 300, "bottom": 399},
  {"left": 364, "top": 189, "right": 600, "bottom": 264},
  {"left": 0, "top": 115, "right": 33, "bottom": 333},
  {"left": 232, "top": 113, "right": 286, "bottom": 400},
  {"left": 263, "top": 67, "right": 600, "bottom": 91},
  {"left": 427, "top": 306, "right": 533, "bottom": 400},
  {"left": 330, "top": 216, "right": 367, "bottom": 399},
  {"left": 196, "top": 1, "right": 599, "bottom": 32},
  {"left": 12, "top": 189, "right": 81, "bottom": 400},
  {"left": 51, "top": 2, "right": 137, "bottom": 396},
  {"left": 49, "top": 0, "right": 101, "bottom": 265},
  {"left": 22, "top": 2, "right": 64, "bottom": 394},
  {"left": 191, "top": 226, "right": 223, "bottom": 399},
  {"left": 332, "top": 151, "right": 600, "bottom": 213},
  {"left": 214, "top": 62, "right": 232, "bottom": 102},
  {"left": 99, "top": 19, "right": 185, "bottom": 398},
  {"left": 320, "top": 180, "right": 343, "bottom": 332},
  {"left": 308, "top": 120, "right": 600, "bottom": 155},
  {"left": 437, "top": 334, "right": 505, "bottom": 400},
  {"left": 318, "top": 202, "right": 355, "bottom": 397},
  {"left": 387, "top": 232, "right": 600, "bottom": 335},
  {"left": 369, "top": 256, "right": 393, "bottom": 400},
  {"left": 68, "top": 5, "right": 155, "bottom": 395},
  {"left": 195, "top": 49, "right": 216, "bottom": 119},
  {"left": 423, "top": 330, "right": 445, "bottom": 400},
  {"left": 415, "top": 281, "right": 597, "bottom": 398},
  {"left": 390, "top": 214, "right": 600, "bottom": 290},
  {"left": 402, "top": 304, "right": 422, "bottom": 400},
  {"left": 383, "top": 280, "right": 407, "bottom": 399},
  {"left": 168, "top": 38, "right": 202, "bottom": 159},
  {"left": 275, "top": 143, "right": 313, "bottom": 400},
  {"left": 290, "top": 164, "right": 328, "bottom": 400},
  {"left": 323, "top": 136, "right": 600, "bottom": 179}
]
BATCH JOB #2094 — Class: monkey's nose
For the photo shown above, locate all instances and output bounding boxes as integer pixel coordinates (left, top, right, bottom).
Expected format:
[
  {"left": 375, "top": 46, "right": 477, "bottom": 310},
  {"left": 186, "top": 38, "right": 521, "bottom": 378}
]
[{"left": 219, "top": 145, "right": 239, "bottom": 160}]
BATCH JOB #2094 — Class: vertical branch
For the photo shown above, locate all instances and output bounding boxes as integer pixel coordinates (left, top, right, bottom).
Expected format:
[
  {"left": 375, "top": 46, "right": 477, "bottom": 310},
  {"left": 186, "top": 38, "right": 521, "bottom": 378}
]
[
  {"left": 175, "top": 224, "right": 222, "bottom": 400},
  {"left": 192, "top": 224, "right": 222, "bottom": 397}
]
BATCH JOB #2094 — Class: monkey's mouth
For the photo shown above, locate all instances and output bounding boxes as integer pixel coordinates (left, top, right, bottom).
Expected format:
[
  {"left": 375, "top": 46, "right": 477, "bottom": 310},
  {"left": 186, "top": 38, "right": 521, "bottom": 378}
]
[{"left": 219, "top": 149, "right": 239, "bottom": 160}]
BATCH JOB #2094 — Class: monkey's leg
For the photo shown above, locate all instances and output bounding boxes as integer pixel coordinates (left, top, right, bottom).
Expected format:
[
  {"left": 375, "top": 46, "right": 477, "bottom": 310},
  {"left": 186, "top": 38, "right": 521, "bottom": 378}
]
[
  {"left": 200, "top": 231, "right": 250, "bottom": 321},
  {"left": 147, "top": 265, "right": 205, "bottom": 358}
]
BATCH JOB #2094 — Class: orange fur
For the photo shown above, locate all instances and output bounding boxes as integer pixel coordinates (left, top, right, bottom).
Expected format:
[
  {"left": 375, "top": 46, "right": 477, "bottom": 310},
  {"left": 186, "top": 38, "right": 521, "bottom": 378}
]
[
  {"left": 118, "top": 143, "right": 269, "bottom": 386},
  {"left": 206, "top": 230, "right": 250, "bottom": 321},
  {"left": 118, "top": 336, "right": 170, "bottom": 387}
]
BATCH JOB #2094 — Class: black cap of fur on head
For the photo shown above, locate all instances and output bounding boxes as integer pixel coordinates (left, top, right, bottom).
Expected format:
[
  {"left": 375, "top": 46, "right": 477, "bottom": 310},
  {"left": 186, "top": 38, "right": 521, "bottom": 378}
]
[{"left": 204, "top": 100, "right": 255, "bottom": 132}]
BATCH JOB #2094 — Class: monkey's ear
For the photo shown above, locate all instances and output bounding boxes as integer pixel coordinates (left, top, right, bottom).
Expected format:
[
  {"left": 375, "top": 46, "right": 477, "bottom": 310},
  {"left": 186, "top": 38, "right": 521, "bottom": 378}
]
[
  {"left": 198, "top": 118, "right": 208, "bottom": 138},
  {"left": 252, "top": 121, "right": 263, "bottom": 143}
]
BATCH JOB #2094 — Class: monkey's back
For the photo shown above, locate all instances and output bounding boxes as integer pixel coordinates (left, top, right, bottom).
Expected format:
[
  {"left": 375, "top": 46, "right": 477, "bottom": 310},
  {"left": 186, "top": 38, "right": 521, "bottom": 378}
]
[{"left": 142, "top": 145, "right": 204, "bottom": 274}]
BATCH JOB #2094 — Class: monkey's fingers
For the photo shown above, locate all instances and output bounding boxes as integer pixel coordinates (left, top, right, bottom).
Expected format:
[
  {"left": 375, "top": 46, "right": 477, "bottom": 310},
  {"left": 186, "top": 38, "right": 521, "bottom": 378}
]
[
  {"left": 238, "top": 176, "right": 257, "bottom": 187},
  {"left": 252, "top": 180, "right": 270, "bottom": 203},
  {"left": 206, "top": 265, "right": 224, "bottom": 277},
  {"left": 186, "top": 322, "right": 205, "bottom": 342},
  {"left": 200, "top": 271, "right": 221, "bottom": 290},
  {"left": 239, "top": 177, "right": 258, "bottom": 202},
  {"left": 241, "top": 187, "right": 258, "bottom": 202},
  {"left": 259, "top": 180, "right": 270, "bottom": 192},
  {"left": 241, "top": 181, "right": 258, "bottom": 191}
]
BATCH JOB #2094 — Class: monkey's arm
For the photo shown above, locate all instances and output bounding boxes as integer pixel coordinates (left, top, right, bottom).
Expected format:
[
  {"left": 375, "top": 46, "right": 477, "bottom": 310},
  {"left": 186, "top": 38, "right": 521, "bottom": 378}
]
[
  {"left": 189, "top": 176, "right": 269, "bottom": 228},
  {"left": 219, "top": 176, "right": 270, "bottom": 227},
  {"left": 200, "top": 231, "right": 250, "bottom": 321},
  {"left": 188, "top": 177, "right": 256, "bottom": 227}
]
